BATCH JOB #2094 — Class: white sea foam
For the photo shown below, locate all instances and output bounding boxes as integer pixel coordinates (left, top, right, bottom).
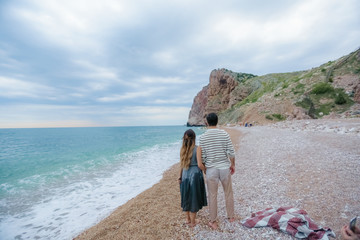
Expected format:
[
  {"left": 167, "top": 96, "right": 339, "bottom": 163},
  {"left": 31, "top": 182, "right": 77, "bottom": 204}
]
[{"left": 0, "top": 141, "right": 181, "bottom": 240}]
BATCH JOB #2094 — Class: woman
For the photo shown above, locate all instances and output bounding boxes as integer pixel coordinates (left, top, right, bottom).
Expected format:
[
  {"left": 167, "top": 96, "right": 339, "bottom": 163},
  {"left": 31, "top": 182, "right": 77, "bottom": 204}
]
[{"left": 178, "top": 129, "right": 207, "bottom": 227}]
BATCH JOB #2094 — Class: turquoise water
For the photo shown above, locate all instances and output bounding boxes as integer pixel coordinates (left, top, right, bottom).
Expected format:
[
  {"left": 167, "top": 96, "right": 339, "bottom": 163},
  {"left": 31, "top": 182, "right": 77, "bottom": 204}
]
[{"left": 0, "top": 126, "right": 204, "bottom": 239}]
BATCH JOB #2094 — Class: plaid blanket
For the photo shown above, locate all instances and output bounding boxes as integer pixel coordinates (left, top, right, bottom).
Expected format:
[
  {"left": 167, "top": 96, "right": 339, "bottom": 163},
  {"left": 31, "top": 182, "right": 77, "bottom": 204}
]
[{"left": 241, "top": 206, "right": 336, "bottom": 240}]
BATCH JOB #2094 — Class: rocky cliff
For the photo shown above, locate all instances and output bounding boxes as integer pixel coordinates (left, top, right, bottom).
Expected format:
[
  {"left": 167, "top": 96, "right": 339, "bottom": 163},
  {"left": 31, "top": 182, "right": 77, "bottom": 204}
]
[
  {"left": 187, "top": 48, "right": 360, "bottom": 126},
  {"left": 187, "top": 69, "right": 255, "bottom": 126}
]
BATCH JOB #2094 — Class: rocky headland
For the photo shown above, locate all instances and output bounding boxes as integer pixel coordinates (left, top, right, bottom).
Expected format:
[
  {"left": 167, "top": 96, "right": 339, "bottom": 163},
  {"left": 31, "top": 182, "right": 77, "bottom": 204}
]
[{"left": 187, "top": 48, "right": 360, "bottom": 126}]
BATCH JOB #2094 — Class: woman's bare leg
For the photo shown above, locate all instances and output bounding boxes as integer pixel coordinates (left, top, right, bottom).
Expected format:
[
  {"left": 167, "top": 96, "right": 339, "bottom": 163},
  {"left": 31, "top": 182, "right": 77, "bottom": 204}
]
[
  {"left": 185, "top": 211, "right": 190, "bottom": 224},
  {"left": 189, "top": 212, "right": 199, "bottom": 227}
]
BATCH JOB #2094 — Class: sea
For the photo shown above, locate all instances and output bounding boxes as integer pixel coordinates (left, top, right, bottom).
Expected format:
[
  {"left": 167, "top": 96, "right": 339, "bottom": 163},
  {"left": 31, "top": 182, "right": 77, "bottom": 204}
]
[{"left": 0, "top": 126, "right": 204, "bottom": 240}]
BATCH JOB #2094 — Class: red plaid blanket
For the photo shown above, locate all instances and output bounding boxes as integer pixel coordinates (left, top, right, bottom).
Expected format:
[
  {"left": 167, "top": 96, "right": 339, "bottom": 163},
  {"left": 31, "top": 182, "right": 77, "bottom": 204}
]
[{"left": 241, "top": 206, "right": 336, "bottom": 239}]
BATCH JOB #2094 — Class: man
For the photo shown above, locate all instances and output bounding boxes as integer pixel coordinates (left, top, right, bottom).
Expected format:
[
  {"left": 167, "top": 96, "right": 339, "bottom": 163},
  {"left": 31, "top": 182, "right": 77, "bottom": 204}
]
[{"left": 197, "top": 112, "right": 235, "bottom": 230}]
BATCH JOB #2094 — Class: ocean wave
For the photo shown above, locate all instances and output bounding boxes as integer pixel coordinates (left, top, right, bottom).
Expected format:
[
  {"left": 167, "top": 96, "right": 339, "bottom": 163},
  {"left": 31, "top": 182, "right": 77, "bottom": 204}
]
[{"left": 0, "top": 140, "right": 182, "bottom": 240}]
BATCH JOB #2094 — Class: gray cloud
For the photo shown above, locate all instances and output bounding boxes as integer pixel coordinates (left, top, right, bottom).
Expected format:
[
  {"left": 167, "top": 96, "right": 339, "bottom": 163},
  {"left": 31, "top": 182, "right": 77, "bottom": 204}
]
[{"left": 0, "top": 0, "right": 359, "bottom": 127}]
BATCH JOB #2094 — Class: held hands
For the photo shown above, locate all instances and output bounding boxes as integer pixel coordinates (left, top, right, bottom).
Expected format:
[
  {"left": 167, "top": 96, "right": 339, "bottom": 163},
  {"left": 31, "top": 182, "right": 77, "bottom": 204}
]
[{"left": 341, "top": 225, "right": 360, "bottom": 240}]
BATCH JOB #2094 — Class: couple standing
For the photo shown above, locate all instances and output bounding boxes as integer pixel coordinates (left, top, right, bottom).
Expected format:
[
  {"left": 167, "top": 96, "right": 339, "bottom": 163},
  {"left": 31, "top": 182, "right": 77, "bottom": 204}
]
[{"left": 179, "top": 113, "right": 235, "bottom": 229}]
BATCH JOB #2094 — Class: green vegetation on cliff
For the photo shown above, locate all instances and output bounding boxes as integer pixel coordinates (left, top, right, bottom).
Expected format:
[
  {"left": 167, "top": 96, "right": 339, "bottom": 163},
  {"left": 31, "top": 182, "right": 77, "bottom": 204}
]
[
  {"left": 216, "top": 48, "right": 360, "bottom": 124},
  {"left": 222, "top": 68, "right": 257, "bottom": 82}
]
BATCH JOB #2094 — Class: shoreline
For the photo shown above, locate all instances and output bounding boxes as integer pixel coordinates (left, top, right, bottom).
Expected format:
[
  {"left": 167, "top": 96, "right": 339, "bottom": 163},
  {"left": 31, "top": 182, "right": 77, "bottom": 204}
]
[
  {"left": 75, "top": 118, "right": 360, "bottom": 239},
  {"left": 74, "top": 162, "right": 190, "bottom": 239},
  {"left": 74, "top": 127, "right": 242, "bottom": 239}
]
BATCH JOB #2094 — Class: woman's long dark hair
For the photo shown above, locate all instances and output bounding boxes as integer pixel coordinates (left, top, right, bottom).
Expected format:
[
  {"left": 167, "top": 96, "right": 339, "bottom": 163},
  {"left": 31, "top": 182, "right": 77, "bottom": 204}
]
[{"left": 180, "top": 129, "right": 196, "bottom": 169}]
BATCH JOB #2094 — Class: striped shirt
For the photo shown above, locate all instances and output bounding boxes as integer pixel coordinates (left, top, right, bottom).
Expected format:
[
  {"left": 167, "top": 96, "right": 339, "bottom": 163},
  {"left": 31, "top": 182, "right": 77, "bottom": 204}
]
[{"left": 199, "top": 128, "right": 235, "bottom": 169}]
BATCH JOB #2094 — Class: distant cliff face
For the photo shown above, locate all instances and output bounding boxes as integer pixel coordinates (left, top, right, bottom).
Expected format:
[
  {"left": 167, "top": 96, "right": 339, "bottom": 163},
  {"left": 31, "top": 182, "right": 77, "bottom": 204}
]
[
  {"left": 187, "top": 68, "right": 253, "bottom": 126},
  {"left": 187, "top": 49, "right": 360, "bottom": 126},
  {"left": 187, "top": 86, "right": 208, "bottom": 126}
]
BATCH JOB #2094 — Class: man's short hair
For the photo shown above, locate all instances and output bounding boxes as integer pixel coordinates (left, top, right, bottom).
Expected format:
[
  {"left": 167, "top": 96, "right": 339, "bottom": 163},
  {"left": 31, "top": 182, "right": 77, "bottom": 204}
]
[{"left": 206, "top": 113, "right": 218, "bottom": 126}]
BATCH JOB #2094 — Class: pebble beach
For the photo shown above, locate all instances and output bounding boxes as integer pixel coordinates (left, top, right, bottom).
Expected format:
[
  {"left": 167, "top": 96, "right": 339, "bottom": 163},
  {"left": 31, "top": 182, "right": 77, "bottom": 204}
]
[{"left": 75, "top": 118, "right": 360, "bottom": 240}]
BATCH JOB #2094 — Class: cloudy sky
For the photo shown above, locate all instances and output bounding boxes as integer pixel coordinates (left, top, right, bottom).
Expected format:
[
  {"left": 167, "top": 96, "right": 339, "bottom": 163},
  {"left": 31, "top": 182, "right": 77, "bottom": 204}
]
[{"left": 0, "top": 0, "right": 359, "bottom": 128}]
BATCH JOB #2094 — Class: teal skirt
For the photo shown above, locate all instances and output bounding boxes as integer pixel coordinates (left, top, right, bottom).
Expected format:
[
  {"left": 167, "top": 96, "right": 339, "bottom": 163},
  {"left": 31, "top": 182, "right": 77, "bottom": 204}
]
[{"left": 180, "top": 165, "right": 207, "bottom": 212}]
